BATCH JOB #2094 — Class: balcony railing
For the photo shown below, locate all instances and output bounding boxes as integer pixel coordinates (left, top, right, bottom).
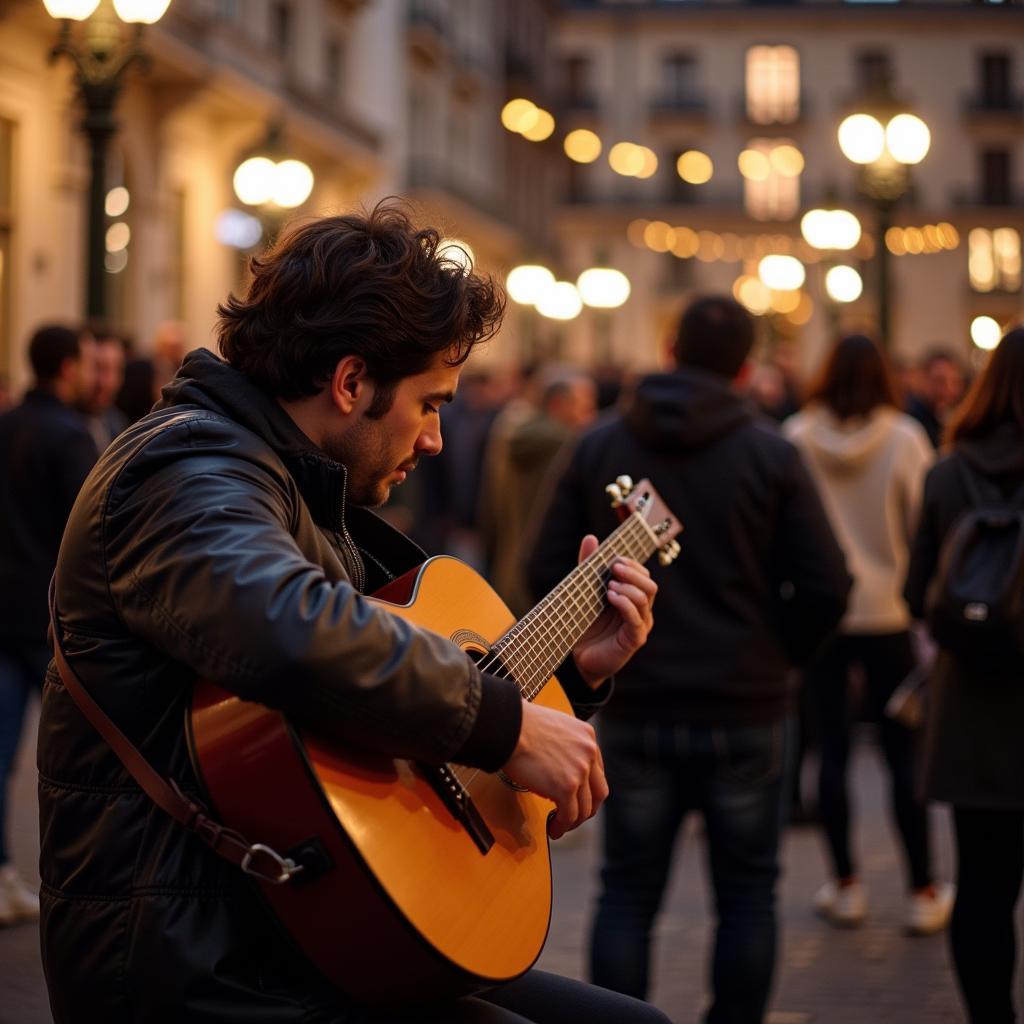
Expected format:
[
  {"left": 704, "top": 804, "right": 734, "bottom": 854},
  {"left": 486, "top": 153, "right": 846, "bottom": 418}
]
[
  {"left": 648, "top": 94, "right": 711, "bottom": 118},
  {"left": 952, "top": 186, "right": 1023, "bottom": 208},
  {"left": 962, "top": 93, "right": 1024, "bottom": 117}
]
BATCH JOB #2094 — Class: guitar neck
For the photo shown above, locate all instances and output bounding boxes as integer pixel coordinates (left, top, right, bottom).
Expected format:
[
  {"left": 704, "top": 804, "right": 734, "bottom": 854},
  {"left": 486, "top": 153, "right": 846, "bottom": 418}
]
[{"left": 490, "top": 512, "right": 659, "bottom": 700}]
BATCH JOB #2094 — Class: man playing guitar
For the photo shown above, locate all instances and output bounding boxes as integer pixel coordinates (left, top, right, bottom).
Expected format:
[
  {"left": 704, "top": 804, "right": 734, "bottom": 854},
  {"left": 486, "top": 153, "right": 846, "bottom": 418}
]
[{"left": 40, "top": 202, "right": 664, "bottom": 1023}]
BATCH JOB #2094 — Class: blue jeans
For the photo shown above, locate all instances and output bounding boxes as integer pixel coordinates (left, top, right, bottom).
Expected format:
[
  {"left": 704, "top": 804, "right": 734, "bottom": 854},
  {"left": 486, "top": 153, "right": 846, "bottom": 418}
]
[
  {"left": 0, "top": 645, "right": 49, "bottom": 865},
  {"left": 590, "top": 716, "right": 793, "bottom": 1024}
]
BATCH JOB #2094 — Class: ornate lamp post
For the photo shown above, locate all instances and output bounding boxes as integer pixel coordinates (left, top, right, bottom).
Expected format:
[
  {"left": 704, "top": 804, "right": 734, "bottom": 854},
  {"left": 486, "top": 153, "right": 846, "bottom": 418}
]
[
  {"left": 837, "top": 80, "right": 930, "bottom": 347},
  {"left": 43, "top": 0, "right": 172, "bottom": 319},
  {"left": 232, "top": 123, "right": 315, "bottom": 243}
]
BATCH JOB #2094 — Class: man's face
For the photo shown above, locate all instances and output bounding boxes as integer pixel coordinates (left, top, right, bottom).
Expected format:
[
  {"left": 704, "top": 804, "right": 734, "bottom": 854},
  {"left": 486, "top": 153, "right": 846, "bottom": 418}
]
[
  {"left": 90, "top": 340, "right": 126, "bottom": 412},
  {"left": 324, "top": 355, "right": 461, "bottom": 507},
  {"left": 925, "top": 358, "right": 965, "bottom": 414}
]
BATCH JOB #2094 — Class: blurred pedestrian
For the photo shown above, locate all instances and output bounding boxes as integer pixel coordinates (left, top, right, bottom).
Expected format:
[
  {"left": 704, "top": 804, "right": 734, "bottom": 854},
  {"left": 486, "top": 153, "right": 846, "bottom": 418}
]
[
  {"left": 0, "top": 324, "right": 98, "bottom": 925},
  {"left": 906, "top": 347, "right": 967, "bottom": 449},
  {"left": 80, "top": 324, "right": 128, "bottom": 451},
  {"left": 905, "top": 325, "right": 1024, "bottom": 1024},
  {"left": 785, "top": 334, "right": 952, "bottom": 934},
  {"left": 480, "top": 366, "right": 596, "bottom": 615},
  {"left": 528, "top": 295, "right": 851, "bottom": 1022}
]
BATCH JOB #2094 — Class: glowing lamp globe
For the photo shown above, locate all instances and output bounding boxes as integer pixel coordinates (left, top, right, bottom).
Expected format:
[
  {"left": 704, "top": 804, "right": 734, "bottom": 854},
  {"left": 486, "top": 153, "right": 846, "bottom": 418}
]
[
  {"left": 506, "top": 265, "right": 554, "bottom": 305},
  {"left": 233, "top": 157, "right": 277, "bottom": 206},
  {"left": 536, "top": 281, "right": 583, "bottom": 321},
  {"left": 885, "top": 114, "right": 931, "bottom": 165},
  {"left": 758, "top": 255, "right": 806, "bottom": 291},
  {"left": 42, "top": 0, "right": 101, "bottom": 18},
  {"left": 577, "top": 268, "right": 630, "bottom": 309},
  {"left": 838, "top": 114, "right": 886, "bottom": 165},
  {"left": 112, "top": 0, "right": 171, "bottom": 22},
  {"left": 271, "top": 159, "right": 314, "bottom": 209}
]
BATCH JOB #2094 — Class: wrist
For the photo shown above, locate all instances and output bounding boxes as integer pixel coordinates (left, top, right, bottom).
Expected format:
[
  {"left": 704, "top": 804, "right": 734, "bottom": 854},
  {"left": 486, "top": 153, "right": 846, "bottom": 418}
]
[{"left": 572, "top": 650, "right": 607, "bottom": 690}]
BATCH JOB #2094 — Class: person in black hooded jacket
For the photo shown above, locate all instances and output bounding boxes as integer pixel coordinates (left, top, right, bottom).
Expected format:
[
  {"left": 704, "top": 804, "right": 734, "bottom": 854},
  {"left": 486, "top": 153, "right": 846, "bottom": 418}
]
[
  {"left": 39, "top": 204, "right": 665, "bottom": 1024},
  {"left": 527, "top": 296, "right": 851, "bottom": 1023},
  {"left": 905, "top": 325, "right": 1024, "bottom": 1024}
]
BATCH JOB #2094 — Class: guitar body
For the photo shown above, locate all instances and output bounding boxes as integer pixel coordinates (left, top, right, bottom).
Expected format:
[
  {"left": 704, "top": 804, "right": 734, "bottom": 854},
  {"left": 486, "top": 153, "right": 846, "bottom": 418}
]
[{"left": 188, "top": 556, "right": 571, "bottom": 1007}]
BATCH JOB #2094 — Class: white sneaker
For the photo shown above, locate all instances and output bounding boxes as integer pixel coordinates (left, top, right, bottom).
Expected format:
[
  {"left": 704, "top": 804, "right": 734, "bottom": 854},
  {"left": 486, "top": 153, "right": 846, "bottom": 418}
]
[
  {"left": 906, "top": 882, "right": 955, "bottom": 936},
  {"left": 0, "top": 864, "right": 40, "bottom": 925},
  {"left": 813, "top": 879, "right": 867, "bottom": 928}
]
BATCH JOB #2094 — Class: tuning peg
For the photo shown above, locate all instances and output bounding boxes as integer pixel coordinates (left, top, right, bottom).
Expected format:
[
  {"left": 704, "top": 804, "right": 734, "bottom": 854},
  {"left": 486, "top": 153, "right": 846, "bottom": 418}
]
[
  {"left": 658, "top": 539, "right": 682, "bottom": 566},
  {"left": 615, "top": 475, "right": 634, "bottom": 496},
  {"left": 605, "top": 482, "right": 624, "bottom": 508}
]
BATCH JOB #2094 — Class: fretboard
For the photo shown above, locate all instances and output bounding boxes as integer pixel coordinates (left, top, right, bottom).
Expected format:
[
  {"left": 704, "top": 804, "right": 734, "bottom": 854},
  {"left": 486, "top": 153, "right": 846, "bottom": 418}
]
[{"left": 490, "top": 512, "right": 659, "bottom": 700}]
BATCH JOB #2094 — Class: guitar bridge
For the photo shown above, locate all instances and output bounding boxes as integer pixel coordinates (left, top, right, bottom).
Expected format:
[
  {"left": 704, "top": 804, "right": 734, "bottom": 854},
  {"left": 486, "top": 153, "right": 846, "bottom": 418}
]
[{"left": 420, "top": 763, "right": 495, "bottom": 855}]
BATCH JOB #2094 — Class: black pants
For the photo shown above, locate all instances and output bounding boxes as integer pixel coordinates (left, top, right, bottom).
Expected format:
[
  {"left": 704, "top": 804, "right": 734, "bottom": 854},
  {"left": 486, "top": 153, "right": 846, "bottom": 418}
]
[
  {"left": 951, "top": 807, "right": 1024, "bottom": 1024},
  {"left": 350, "top": 970, "right": 672, "bottom": 1024},
  {"left": 805, "top": 632, "right": 931, "bottom": 890}
]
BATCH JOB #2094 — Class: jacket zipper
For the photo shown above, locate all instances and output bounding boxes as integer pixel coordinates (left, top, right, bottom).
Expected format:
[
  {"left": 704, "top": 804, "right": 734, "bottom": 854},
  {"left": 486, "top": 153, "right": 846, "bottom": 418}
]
[{"left": 336, "top": 469, "right": 366, "bottom": 593}]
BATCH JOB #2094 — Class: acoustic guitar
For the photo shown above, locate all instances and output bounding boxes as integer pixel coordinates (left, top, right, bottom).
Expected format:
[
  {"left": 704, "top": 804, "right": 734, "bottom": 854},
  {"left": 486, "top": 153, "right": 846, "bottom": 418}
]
[{"left": 187, "top": 476, "right": 682, "bottom": 1007}]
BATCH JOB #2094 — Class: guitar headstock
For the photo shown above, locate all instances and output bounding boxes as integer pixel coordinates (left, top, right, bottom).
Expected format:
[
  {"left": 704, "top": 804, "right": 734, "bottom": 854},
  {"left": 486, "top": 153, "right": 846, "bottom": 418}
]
[{"left": 606, "top": 476, "right": 684, "bottom": 566}]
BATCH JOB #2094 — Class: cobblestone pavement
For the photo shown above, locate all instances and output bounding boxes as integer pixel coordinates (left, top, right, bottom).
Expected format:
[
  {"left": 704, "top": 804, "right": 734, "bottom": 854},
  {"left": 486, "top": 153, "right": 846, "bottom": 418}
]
[{"left": 2, "top": 712, "right": 1019, "bottom": 1023}]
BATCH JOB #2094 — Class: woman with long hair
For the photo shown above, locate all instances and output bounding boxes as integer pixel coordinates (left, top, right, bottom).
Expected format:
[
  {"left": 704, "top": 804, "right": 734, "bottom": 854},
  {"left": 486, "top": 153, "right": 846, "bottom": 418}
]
[
  {"left": 906, "top": 325, "right": 1024, "bottom": 1023},
  {"left": 785, "top": 334, "right": 952, "bottom": 933}
]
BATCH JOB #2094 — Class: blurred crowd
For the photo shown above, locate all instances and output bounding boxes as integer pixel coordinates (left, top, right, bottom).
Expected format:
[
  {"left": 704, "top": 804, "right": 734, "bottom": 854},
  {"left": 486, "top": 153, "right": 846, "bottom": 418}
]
[{"left": 1, "top": 303, "right": 1023, "bottom": 1024}]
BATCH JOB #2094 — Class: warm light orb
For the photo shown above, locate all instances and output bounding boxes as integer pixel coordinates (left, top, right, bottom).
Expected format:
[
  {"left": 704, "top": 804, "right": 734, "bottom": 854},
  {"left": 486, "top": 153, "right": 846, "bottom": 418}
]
[
  {"left": 734, "top": 276, "right": 771, "bottom": 316},
  {"left": 677, "top": 150, "right": 713, "bottom": 185},
  {"left": 758, "top": 254, "right": 806, "bottom": 291},
  {"left": 838, "top": 113, "right": 886, "bottom": 164},
  {"left": 609, "top": 142, "right": 646, "bottom": 177},
  {"left": 505, "top": 264, "right": 555, "bottom": 305},
  {"left": 105, "top": 186, "right": 130, "bottom": 218},
  {"left": 564, "top": 129, "right": 602, "bottom": 164},
  {"left": 885, "top": 113, "right": 931, "bottom": 165},
  {"left": 521, "top": 109, "right": 555, "bottom": 142},
  {"left": 634, "top": 146, "right": 659, "bottom": 179},
  {"left": 42, "top": 0, "right": 100, "bottom": 19},
  {"left": 501, "top": 99, "right": 536, "bottom": 133},
  {"left": 271, "top": 159, "right": 314, "bottom": 208},
  {"left": 770, "top": 144, "right": 805, "bottom": 177},
  {"left": 105, "top": 222, "right": 131, "bottom": 253},
  {"left": 439, "top": 238, "right": 475, "bottom": 272},
  {"left": 738, "top": 149, "right": 771, "bottom": 181},
  {"left": 971, "top": 316, "right": 1002, "bottom": 351},
  {"left": 825, "top": 265, "right": 864, "bottom": 303},
  {"left": 112, "top": 0, "right": 172, "bottom": 23},
  {"left": 577, "top": 268, "right": 631, "bottom": 309},
  {"left": 801, "top": 208, "right": 862, "bottom": 251},
  {"left": 536, "top": 281, "right": 583, "bottom": 321},
  {"left": 233, "top": 156, "right": 277, "bottom": 206}
]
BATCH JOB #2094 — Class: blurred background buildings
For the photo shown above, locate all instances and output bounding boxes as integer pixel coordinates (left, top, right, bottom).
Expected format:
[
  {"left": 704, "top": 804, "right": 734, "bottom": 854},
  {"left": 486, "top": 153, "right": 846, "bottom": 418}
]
[{"left": 0, "top": 0, "right": 1022, "bottom": 391}]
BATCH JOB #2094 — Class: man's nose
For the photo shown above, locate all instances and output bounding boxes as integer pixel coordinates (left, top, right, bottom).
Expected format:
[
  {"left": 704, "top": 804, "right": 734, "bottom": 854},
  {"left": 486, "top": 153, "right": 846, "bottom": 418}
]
[{"left": 416, "top": 423, "right": 443, "bottom": 456}]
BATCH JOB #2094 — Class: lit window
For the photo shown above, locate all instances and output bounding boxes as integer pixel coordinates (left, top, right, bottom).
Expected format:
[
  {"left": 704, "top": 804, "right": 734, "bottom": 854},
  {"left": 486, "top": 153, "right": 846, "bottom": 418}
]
[
  {"left": 742, "top": 138, "right": 801, "bottom": 221},
  {"left": 969, "top": 227, "right": 1022, "bottom": 292},
  {"left": 745, "top": 45, "right": 800, "bottom": 125}
]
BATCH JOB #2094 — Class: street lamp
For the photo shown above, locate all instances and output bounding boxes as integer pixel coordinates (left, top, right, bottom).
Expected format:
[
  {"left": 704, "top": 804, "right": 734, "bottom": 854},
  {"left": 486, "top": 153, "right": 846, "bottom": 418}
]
[
  {"left": 837, "top": 80, "right": 930, "bottom": 347},
  {"left": 577, "top": 267, "right": 630, "bottom": 363},
  {"left": 43, "top": 0, "right": 172, "bottom": 319},
  {"left": 801, "top": 205, "right": 864, "bottom": 332},
  {"left": 232, "top": 124, "right": 315, "bottom": 242}
]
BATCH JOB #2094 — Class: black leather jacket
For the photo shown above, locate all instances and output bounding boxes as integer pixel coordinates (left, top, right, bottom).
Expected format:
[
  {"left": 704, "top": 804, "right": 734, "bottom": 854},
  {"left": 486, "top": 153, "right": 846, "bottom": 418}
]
[{"left": 39, "top": 350, "right": 526, "bottom": 1022}]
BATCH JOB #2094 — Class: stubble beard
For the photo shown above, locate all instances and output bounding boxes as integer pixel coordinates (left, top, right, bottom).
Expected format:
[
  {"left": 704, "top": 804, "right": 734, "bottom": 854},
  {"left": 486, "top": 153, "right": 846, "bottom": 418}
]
[{"left": 322, "top": 415, "right": 398, "bottom": 509}]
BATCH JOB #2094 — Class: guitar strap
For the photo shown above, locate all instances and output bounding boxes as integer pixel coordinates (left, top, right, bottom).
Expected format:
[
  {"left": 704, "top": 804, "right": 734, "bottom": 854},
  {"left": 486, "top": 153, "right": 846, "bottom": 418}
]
[{"left": 47, "top": 578, "right": 300, "bottom": 885}]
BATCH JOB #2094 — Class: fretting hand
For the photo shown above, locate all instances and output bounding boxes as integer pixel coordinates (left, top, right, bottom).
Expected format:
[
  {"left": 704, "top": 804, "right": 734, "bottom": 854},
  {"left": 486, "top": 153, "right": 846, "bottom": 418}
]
[{"left": 571, "top": 534, "right": 657, "bottom": 689}]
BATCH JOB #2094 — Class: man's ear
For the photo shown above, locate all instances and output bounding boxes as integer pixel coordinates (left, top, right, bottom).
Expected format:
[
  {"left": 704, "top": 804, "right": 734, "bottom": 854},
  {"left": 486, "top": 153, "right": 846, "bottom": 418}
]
[
  {"left": 330, "top": 355, "right": 368, "bottom": 414},
  {"left": 732, "top": 359, "right": 754, "bottom": 391}
]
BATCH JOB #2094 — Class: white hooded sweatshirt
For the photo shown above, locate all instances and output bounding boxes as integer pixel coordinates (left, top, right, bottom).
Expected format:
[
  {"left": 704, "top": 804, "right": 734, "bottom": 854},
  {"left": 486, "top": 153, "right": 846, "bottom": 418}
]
[{"left": 784, "top": 404, "right": 934, "bottom": 634}]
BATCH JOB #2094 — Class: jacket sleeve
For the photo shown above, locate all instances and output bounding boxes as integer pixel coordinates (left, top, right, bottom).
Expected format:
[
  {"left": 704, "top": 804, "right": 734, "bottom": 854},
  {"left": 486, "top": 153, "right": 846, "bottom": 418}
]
[
  {"left": 103, "top": 453, "right": 521, "bottom": 770},
  {"left": 773, "top": 446, "right": 852, "bottom": 663}
]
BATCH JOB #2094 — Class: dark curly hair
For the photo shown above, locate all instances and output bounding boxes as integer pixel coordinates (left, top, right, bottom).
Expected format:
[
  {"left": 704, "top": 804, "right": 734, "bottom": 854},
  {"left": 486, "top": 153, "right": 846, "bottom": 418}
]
[{"left": 217, "top": 200, "right": 505, "bottom": 415}]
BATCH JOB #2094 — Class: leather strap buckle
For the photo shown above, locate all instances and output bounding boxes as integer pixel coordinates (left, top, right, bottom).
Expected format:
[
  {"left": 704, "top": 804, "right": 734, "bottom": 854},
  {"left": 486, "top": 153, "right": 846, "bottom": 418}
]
[{"left": 240, "top": 843, "right": 304, "bottom": 885}]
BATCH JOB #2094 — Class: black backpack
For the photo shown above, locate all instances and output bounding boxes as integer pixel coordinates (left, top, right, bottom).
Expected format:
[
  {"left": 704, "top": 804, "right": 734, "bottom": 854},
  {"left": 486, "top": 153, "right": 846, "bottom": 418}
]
[{"left": 925, "top": 460, "right": 1024, "bottom": 670}]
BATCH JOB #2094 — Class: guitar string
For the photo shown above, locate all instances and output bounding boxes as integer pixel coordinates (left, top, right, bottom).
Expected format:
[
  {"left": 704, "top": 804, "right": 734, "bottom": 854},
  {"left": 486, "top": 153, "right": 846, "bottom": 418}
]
[{"left": 450, "top": 513, "right": 659, "bottom": 793}]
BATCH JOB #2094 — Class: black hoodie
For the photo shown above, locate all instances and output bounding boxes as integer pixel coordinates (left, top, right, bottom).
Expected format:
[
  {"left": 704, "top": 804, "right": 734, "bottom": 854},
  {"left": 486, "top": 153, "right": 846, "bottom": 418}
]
[{"left": 527, "top": 368, "right": 851, "bottom": 724}]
